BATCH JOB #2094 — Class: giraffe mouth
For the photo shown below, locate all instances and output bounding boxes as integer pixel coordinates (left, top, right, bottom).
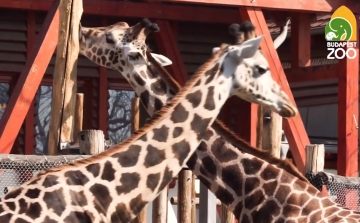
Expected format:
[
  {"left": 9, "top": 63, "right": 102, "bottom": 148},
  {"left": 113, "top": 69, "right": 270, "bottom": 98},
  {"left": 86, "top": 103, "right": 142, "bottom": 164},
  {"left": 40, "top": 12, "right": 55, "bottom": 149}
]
[{"left": 278, "top": 103, "right": 298, "bottom": 118}]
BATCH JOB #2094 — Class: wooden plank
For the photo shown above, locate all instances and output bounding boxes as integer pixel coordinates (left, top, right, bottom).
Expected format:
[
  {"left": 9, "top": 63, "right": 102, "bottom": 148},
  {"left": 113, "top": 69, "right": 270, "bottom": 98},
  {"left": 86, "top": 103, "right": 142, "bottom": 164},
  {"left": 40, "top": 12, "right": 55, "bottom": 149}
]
[
  {"left": 24, "top": 11, "right": 36, "bottom": 155},
  {"left": 0, "top": 0, "right": 242, "bottom": 24},
  {"left": 337, "top": 44, "right": 359, "bottom": 177},
  {"left": 98, "top": 18, "right": 108, "bottom": 139},
  {"left": 177, "top": 170, "right": 194, "bottom": 223},
  {"left": 239, "top": 7, "right": 309, "bottom": 173},
  {"left": 160, "top": 0, "right": 359, "bottom": 13},
  {"left": 0, "top": 0, "right": 60, "bottom": 154},
  {"left": 47, "top": 0, "right": 83, "bottom": 155},
  {"left": 153, "top": 20, "right": 188, "bottom": 85},
  {"left": 291, "top": 13, "right": 311, "bottom": 68},
  {"left": 258, "top": 106, "right": 283, "bottom": 158}
]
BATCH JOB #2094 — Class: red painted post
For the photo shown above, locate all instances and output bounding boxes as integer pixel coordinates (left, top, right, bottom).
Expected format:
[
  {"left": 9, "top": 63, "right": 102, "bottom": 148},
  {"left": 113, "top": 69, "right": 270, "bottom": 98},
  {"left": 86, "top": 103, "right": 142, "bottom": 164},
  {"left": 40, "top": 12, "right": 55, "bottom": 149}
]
[
  {"left": 239, "top": 6, "right": 310, "bottom": 173},
  {"left": 0, "top": 0, "right": 59, "bottom": 154}
]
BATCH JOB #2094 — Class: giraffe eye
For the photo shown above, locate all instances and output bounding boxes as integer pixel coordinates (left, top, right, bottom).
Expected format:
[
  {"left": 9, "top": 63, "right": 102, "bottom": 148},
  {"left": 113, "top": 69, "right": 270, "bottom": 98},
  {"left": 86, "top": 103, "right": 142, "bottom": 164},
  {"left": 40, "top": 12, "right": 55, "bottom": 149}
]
[
  {"left": 105, "top": 33, "right": 115, "bottom": 44},
  {"left": 255, "top": 65, "right": 268, "bottom": 75}
]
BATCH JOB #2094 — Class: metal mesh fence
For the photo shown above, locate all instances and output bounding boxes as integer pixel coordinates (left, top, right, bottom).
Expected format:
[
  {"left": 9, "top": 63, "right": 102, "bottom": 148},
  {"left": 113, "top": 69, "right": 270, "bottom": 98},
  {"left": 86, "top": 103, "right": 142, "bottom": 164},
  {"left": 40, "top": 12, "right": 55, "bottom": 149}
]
[
  {"left": 0, "top": 154, "right": 90, "bottom": 197},
  {"left": 306, "top": 171, "right": 360, "bottom": 211},
  {"left": 1, "top": 154, "right": 360, "bottom": 212}
]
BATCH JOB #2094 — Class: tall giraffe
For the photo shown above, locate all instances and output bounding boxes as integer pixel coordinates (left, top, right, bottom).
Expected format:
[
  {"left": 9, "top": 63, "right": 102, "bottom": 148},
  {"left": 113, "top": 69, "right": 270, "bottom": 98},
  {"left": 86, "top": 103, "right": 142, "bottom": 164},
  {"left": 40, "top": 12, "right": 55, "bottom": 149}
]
[
  {"left": 0, "top": 20, "right": 295, "bottom": 223},
  {"left": 78, "top": 19, "right": 360, "bottom": 222}
]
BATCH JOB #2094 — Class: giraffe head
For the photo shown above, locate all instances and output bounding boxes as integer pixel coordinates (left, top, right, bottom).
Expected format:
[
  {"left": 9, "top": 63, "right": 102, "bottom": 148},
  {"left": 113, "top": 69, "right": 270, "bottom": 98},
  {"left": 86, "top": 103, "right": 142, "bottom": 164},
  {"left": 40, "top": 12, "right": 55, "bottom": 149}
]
[
  {"left": 78, "top": 18, "right": 172, "bottom": 73},
  {"left": 212, "top": 36, "right": 297, "bottom": 117}
]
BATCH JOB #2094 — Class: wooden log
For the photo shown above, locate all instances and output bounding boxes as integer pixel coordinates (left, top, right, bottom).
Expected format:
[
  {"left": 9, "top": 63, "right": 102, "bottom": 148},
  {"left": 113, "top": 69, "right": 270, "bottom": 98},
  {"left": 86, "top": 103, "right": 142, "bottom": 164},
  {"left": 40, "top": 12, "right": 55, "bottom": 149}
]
[
  {"left": 305, "top": 144, "right": 325, "bottom": 174},
  {"left": 73, "top": 93, "right": 84, "bottom": 141},
  {"left": 78, "top": 130, "right": 106, "bottom": 155},
  {"left": 152, "top": 188, "right": 168, "bottom": 223},
  {"left": 47, "top": 0, "right": 83, "bottom": 155},
  {"left": 305, "top": 144, "right": 328, "bottom": 197},
  {"left": 259, "top": 106, "right": 283, "bottom": 158},
  {"left": 191, "top": 174, "right": 196, "bottom": 223},
  {"left": 130, "top": 97, "right": 147, "bottom": 223},
  {"left": 62, "top": 93, "right": 84, "bottom": 155},
  {"left": 177, "top": 170, "right": 193, "bottom": 223}
]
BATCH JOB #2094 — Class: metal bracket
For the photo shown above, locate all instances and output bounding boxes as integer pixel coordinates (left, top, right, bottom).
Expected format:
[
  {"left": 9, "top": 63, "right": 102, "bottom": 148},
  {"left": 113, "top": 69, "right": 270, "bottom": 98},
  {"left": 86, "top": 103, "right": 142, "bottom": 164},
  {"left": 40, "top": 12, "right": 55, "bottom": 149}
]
[{"left": 59, "top": 141, "right": 80, "bottom": 150}]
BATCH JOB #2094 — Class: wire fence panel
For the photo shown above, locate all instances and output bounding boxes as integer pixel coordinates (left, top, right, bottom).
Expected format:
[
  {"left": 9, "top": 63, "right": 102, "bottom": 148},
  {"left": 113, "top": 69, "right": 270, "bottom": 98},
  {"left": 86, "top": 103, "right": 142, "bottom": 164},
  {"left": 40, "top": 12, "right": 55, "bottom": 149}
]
[
  {"left": 1, "top": 154, "right": 360, "bottom": 212},
  {"left": 0, "top": 154, "right": 90, "bottom": 197},
  {"left": 306, "top": 171, "right": 360, "bottom": 211}
]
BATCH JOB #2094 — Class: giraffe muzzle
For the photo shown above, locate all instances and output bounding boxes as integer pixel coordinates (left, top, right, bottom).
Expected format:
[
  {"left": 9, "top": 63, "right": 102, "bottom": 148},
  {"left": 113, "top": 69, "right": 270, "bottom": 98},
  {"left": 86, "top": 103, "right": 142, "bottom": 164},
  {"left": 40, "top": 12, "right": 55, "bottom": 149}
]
[{"left": 279, "top": 103, "right": 298, "bottom": 118}]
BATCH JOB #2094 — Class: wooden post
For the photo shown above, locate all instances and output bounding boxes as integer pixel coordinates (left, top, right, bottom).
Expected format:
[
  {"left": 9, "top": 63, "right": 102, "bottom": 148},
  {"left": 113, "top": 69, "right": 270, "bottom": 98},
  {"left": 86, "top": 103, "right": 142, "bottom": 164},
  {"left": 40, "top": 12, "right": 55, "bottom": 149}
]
[
  {"left": 191, "top": 174, "right": 196, "bottom": 223},
  {"left": 177, "top": 170, "right": 193, "bottom": 223},
  {"left": 258, "top": 107, "right": 283, "bottom": 158},
  {"left": 152, "top": 189, "right": 168, "bottom": 223},
  {"left": 73, "top": 93, "right": 84, "bottom": 140},
  {"left": 131, "top": 97, "right": 147, "bottom": 223},
  {"left": 78, "top": 130, "right": 106, "bottom": 155},
  {"left": 47, "top": 0, "right": 83, "bottom": 155},
  {"left": 305, "top": 144, "right": 325, "bottom": 174},
  {"left": 305, "top": 144, "right": 329, "bottom": 197},
  {"left": 60, "top": 93, "right": 84, "bottom": 155},
  {"left": 239, "top": 7, "right": 309, "bottom": 173}
]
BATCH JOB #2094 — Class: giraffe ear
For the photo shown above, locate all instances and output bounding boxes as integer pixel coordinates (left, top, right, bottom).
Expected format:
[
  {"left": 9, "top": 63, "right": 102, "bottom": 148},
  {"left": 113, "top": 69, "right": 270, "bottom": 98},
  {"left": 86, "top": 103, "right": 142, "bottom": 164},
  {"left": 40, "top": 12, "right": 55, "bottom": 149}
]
[
  {"left": 229, "top": 35, "right": 263, "bottom": 59},
  {"left": 127, "top": 49, "right": 147, "bottom": 65},
  {"left": 212, "top": 47, "right": 220, "bottom": 54},
  {"left": 150, "top": 53, "right": 172, "bottom": 67}
]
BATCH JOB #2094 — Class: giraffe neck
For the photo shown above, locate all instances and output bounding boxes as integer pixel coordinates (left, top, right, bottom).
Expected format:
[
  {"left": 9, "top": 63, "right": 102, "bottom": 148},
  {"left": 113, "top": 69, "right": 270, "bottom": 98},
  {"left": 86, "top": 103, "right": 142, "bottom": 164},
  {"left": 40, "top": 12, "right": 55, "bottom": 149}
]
[
  {"left": 192, "top": 122, "right": 360, "bottom": 222},
  {"left": 133, "top": 54, "right": 360, "bottom": 222},
  {"left": 0, "top": 51, "right": 233, "bottom": 223},
  {"left": 81, "top": 47, "right": 327, "bottom": 218},
  {"left": 80, "top": 49, "right": 174, "bottom": 116}
]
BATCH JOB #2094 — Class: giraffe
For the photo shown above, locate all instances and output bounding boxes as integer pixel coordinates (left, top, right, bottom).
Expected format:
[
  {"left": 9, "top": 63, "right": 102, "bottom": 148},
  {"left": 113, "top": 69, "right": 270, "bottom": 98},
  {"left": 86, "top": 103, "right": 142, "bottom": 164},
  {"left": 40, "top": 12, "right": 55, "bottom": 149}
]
[
  {"left": 172, "top": 22, "right": 360, "bottom": 223},
  {"left": 78, "top": 19, "right": 360, "bottom": 222},
  {"left": 0, "top": 20, "right": 297, "bottom": 223}
]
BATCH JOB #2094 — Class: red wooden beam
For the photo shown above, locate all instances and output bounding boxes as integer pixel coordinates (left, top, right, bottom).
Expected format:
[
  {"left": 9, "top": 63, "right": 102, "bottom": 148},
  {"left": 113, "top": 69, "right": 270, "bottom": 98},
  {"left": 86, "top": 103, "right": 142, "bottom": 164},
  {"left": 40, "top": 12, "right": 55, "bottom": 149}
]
[
  {"left": 240, "top": 7, "right": 309, "bottom": 173},
  {"left": 0, "top": 0, "right": 59, "bottom": 154},
  {"left": 0, "top": 0, "right": 241, "bottom": 24},
  {"left": 153, "top": 20, "right": 188, "bottom": 85},
  {"left": 24, "top": 11, "right": 36, "bottom": 155},
  {"left": 161, "top": 0, "right": 360, "bottom": 13},
  {"left": 291, "top": 13, "right": 311, "bottom": 68},
  {"left": 337, "top": 46, "right": 359, "bottom": 177}
]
